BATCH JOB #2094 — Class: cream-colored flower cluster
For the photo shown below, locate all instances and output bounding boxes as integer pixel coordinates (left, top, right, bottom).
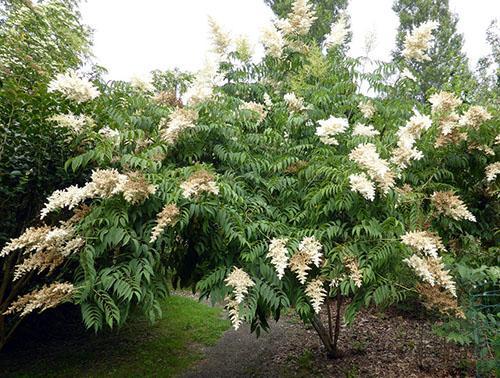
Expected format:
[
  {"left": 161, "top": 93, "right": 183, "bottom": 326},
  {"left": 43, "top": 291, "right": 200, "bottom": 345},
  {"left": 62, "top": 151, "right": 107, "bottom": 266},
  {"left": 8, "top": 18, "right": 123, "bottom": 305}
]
[
  {"left": 402, "top": 20, "right": 438, "bottom": 62},
  {"left": 290, "top": 236, "right": 322, "bottom": 284},
  {"left": 48, "top": 70, "right": 100, "bottom": 103},
  {"left": 41, "top": 169, "right": 156, "bottom": 218},
  {"left": 159, "top": 108, "right": 198, "bottom": 145},
  {"left": 324, "top": 13, "right": 348, "bottom": 49},
  {"left": 349, "top": 143, "right": 395, "bottom": 194},
  {"left": 267, "top": 238, "right": 289, "bottom": 279},
  {"left": 1, "top": 222, "right": 84, "bottom": 280},
  {"left": 240, "top": 101, "right": 267, "bottom": 124},
  {"left": 485, "top": 162, "right": 500, "bottom": 182},
  {"left": 284, "top": 92, "right": 306, "bottom": 113},
  {"left": 98, "top": 126, "right": 120, "bottom": 142},
  {"left": 315, "top": 116, "right": 348, "bottom": 145},
  {"left": 429, "top": 91, "right": 462, "bottom": 114},
  {"left": 401, "top": 68, "right": 416, "bottom": 81},
  {"left": 349, "top": 173, "right": 375, "bottom": 201},
  {"left": 261, "top": 24, "right": 285, "bottom": 59},
  {"left": 431, "top": 191, "right": 476, "bottom": 222},
  {"left": 225, "top": 267, "right": 255, "bottom": 329},
  {"left": 130, "top": 75, "right": 155, "bottom": 92},
  {"left": 117, "top": 172, "right": 157, "bottom": 205},
  {"left": 358, "top": 100, "right": 376, "bottom": 119},
  {"left": 404, "top": 254, "right": 456, "bottom": 297},
  {"left": 180, "top": 170, "right": 219, "bottom": 199},
  {"left": 208, "top": 16, "right": 231, "bottom": 56},
  {"left": 184, "top": 62, "right": 223, "bottom": 105},
  {"left": 305, "top": 278, "right": 326, "bottom": 313},
  {"left": 401, "top": 230, "right": 445, "bottom": 258},
  {"left": 225, "top": 267, "right": 255, "bottom": 303},
  {"left": 344, "top": 256, "right": 363, "bottom": 288},
  {"left": 352, "top": 123, "right": 379, "bottom": 138},
  {"left": 459, "top": 105, "right": 492, "bottom": 129},
  {"left": 4, "top": 282, "right": 75, "bottom": 317},
  {"left": 49, "top": 113, "right": 94, "bottom": 135},
  {"left": 225, "top": 296, "right": 243, "bottom": 330},
  {"left": 150, "top": 204, "right": 180, "bottom": 243},
  {"left": 276, "top": 0, "right": 317, "bottom": 37},
  {"left": 391, "top": 109, "right": 431, "bottom": 169},
  {"left": 402, "top": 230, "right": 456, "bottom": 297}
]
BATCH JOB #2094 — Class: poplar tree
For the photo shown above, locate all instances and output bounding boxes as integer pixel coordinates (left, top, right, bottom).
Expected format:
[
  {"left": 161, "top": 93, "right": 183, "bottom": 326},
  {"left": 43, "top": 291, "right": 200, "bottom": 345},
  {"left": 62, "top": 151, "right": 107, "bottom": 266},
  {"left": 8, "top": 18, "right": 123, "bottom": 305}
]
[{"left": 392, "top": 0, "right": 475, "bottom": 100}]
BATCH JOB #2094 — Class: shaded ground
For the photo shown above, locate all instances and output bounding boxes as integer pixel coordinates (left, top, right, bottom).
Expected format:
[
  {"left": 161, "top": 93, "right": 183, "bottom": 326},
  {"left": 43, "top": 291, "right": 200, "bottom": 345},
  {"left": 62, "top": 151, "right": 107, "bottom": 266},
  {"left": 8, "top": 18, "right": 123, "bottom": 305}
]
[
  {"left": 183, "top": 303, "right": 475, "bottom": 378},
  {"left": 0, "top": 294, "right": 477, "bottom": 377},
  {"left": 0, "top": 295, "right": 230, "bottom": 377}
]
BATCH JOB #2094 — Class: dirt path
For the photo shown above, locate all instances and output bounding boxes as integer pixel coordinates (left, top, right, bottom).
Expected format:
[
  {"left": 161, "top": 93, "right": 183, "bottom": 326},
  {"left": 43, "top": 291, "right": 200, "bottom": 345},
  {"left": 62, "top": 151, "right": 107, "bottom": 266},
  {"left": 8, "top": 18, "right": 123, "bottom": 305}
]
[
  {"left": 181, "top": 320, "right": 294, "bottom": 378},
  {"left": 181, "top": 305, "right": 475, "bottom": 378}
]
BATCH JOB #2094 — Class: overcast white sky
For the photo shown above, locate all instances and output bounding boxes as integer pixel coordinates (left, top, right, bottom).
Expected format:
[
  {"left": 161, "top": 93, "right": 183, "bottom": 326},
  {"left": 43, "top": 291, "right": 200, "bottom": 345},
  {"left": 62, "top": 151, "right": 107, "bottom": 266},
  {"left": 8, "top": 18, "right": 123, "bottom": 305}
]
[{"left": 80, "top": 0, "right": 499, "bottom": 80}]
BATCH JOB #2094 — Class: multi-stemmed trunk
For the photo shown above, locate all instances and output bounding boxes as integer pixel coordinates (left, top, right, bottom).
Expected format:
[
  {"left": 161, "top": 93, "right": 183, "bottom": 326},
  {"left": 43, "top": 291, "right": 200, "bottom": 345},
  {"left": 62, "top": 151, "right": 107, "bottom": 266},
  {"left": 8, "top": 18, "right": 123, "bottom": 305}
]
[{"left": 310, "top": 292, "right": 343, "bottom": 358}]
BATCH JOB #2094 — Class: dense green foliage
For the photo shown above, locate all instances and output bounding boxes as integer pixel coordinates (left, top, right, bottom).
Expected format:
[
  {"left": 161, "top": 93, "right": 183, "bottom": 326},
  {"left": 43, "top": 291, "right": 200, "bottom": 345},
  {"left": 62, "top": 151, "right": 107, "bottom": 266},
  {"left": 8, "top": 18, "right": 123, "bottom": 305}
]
[{"left": 0, "top": 0, "right": 498, "bottom": 371}]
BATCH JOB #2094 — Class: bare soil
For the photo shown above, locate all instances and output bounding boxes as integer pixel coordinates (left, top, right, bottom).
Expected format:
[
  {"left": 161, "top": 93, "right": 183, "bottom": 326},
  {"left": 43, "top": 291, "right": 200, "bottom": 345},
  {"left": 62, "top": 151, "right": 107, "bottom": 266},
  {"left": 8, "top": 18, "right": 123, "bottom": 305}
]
[{"left": 183, "top": 303, "right": 475, "bottom": 378}]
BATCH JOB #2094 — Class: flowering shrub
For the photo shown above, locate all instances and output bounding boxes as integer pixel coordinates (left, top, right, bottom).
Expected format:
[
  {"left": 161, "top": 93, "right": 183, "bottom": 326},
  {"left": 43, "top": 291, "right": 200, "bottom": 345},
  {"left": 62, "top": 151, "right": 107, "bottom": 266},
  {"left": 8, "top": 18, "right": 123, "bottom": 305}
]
[{"left": 1, "top": 0, "right": 498, "bottom": 361}]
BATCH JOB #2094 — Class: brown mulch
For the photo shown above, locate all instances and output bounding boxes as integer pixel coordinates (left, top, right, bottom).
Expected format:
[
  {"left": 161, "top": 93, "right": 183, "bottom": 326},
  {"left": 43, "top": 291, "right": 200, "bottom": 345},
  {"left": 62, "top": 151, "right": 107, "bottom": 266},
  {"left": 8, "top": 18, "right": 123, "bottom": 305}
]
[{"left": 184, "top": 302, "right": 475, "bottom": 378}]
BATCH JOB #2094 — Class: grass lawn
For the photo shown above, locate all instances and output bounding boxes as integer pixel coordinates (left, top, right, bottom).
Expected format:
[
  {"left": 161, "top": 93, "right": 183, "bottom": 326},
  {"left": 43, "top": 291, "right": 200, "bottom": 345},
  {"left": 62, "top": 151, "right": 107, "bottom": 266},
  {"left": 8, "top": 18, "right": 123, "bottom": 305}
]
[{"left": 0, "top": 295, "right": 230, "bottom": 377}]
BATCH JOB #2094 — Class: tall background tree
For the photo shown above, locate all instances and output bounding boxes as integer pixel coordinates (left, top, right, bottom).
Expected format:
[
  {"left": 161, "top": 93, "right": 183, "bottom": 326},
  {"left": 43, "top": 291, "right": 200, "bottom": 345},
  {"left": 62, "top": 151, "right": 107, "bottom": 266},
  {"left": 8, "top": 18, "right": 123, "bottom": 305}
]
[
  {"left": 263, "top": 0, "right": 348, "bottom": 45},
  {"left": 392, "top": 0, "right": 475, "bottom": 100}
]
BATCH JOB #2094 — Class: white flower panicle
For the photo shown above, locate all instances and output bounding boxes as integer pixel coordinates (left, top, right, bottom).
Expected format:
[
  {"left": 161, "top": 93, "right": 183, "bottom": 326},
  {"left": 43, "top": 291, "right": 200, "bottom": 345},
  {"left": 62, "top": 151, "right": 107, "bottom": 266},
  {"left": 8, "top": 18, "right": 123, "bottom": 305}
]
[
  {"left": 263, "top": 93, "right": 273, "bottom": 108},
  {"left": 130, "top": 75, "right": 155, "bottom": 92},
  {"left": 159, "top": 108, "right": 198, "bottom": 144},
  {"left": 429, "top": 91, "right": 462, "bottom": 114},
  {"left": 116, "top": 172, "right": 157, "bottom": 205},
  {"left": 298, "top": 236, "right": 323, "bottom": 267},
  {"left": 324, "top": 13, "right": 348, "bottom": 49},
  {"left": 485, "top": 162, "right": 500, "bottom": 182},
  {"left": 40, "top": 169, "right": 156, "bottom": 218},
  {"left": 184, "top": 61, "right": 223, "bottom": 105},
  {"left": 401, "top": 230, "right": 445, "bottom": 258},
  {"left": 358, "top": 100, "right": 376, "bottom": 119},
  {"left": 431, "top": 191, "right": 476, "bottom": 222},
  {"left": 225, "top": 267, "right": 255, "bottom": 304},
  {"left": 305, "top": 279, "right": 326, "bottom": 313},
  {"left": 349, "top": 143, "right": 395, "bottom": 193},
  {"left": 98, "top": 126, "right": 120, "bottom": 142},
  {"left": 459, "top": 106, "right": 492, "bottom": 129},
  {"left": 391, "top": 109, "right": 432, "bottom": 169},
  {"left": 180, "top": 170, "right": 219, "bottom": 199},
  {"left": 404, "top": 254, "right": 456, "bottom": 297},
  {"left": 401, "top": 68, "right": 416, "bottom": 81},
  {"left": 402, "top": 20, "right": 438, "bottom": 62},
  {"left": 349, "top": 173, "right": 376, "bottom": 201},
  {"left": 267, "top": 238, "right": 289, "bottom": 279},
  {"left": 150, "top": 204, "right": 180, "bottom": 243},
  {"left": 4, "top": 282, "right": 75, "bottom": 317},
  {"left": 284, "top": 92, "right": 306, "bottom": 112},
  {"left": 277, "top": 0, "right": 317, "bottom": 36},
  {"left": 208, "top": 16, "right": 231, "bottom": 56},
  {"left": 289, "top": 250, "right": 312, "bottom": 284},
  {"left": 48, "top": 113, "right": 94, "bottom": 134},
  {"left": 40, "top": 185, "right": 92, "bottom": 219},
  {"left": 48, "top": 70, "right": 100, "bottom": 103},
  {"left": 225, "top": 296, "right": 242, "bottom": 330},
  {"left": 261, "top": 24, "right": 285, "bottom": 58},
  {"left": 352, "top": 123, "right": 379, "bottom": 137},
  {"left": 315, "top": 116, "right": 348, "bottom": 145},
  {"left": 240, "top": 101, "right": 267, "bottom": 124},
  {"left": 345, "top": 257, "right": 363, "bottom": 288}
]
